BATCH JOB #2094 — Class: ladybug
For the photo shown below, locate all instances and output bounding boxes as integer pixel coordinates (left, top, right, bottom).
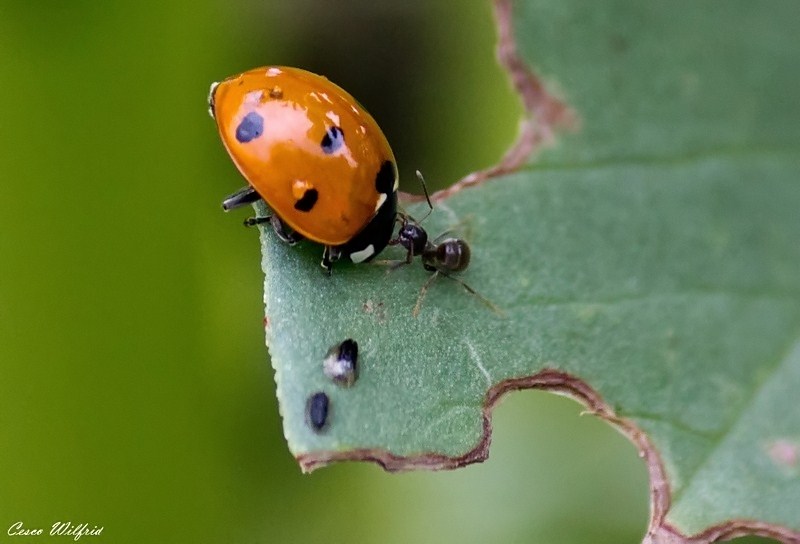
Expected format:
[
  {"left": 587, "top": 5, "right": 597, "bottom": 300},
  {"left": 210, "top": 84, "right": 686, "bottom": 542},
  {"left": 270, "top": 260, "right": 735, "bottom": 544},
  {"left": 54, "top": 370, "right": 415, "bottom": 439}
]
[{"left": 208, "top": 66, "right": 398, "bottom": 273}]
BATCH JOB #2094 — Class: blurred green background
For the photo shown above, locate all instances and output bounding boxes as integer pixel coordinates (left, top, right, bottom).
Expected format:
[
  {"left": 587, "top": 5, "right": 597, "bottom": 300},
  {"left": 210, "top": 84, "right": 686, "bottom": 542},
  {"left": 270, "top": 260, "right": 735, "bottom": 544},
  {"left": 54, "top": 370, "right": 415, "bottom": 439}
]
[{"left": 0, "top": 0, "right": 666, "bottom": 542}]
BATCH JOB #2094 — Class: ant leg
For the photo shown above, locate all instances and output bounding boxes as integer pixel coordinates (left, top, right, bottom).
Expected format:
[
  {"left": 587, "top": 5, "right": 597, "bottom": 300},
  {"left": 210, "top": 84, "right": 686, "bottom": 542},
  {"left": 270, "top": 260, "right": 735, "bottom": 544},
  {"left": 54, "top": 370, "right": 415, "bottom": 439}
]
[
  {"left": 432, "top": 230, "right": 454, "bottom": 243},
  {"left": 222, "top": 186, "right": 260, "bottom": 211},
  {"left": 398, "top": 242, "right": 417, "bottom": 266},
  {"left": 404, "top": 247, "right": 415, "bottom": 265},
  {"left": 432, "top": 215, "right": 475, "bottom": 245},
  {"left": 373, "top": 243, "right": 417, "bottom": 272},
  {"left": 372, "top": 256, "right": 413, "bottom": 272},
  {"left": 412, "top": 271, "right": 440, "bottom": 318},
  {"left": 440, "top": 272, "right": 505, "bottom": 316},
  {"left": 387, "top": 214, "right": 414, "bottom": 257},
  {"left": 376, "top": 215, "right": 418, "bottom": 270}
]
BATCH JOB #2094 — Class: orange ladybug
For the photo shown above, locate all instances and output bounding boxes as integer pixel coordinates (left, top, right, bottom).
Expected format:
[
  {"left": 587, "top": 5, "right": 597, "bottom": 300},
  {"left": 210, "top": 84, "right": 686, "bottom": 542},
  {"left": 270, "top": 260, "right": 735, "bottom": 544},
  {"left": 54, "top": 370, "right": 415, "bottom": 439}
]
[{"left": 208, "top": 66, "right": 398, "bottom": 273}]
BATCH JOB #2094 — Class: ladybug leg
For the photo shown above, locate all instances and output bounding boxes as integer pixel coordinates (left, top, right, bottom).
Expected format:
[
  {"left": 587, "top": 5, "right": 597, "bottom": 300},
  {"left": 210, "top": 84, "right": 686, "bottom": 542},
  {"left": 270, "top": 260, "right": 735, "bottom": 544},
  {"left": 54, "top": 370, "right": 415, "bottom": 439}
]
[
  {"left": 321, "top": 246, "right": 341, "bottom": 275},
  {"left": 243, "top": 216, "right": 270, "bottom": 226},
  {"left": 222, "top": 186, "right": 261, "bottom": 211},
  {"left": 243, "top": 215, "right": 304, "bottom": 246},
  {"left": 268, "top": 216, "right": 303, "bottom": 245}
]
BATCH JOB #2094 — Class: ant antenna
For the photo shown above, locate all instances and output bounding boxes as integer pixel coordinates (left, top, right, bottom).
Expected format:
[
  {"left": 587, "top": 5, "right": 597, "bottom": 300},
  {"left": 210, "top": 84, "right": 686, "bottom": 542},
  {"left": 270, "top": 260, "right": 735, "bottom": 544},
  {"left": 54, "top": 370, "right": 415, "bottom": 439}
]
[
  {"left": 415, "top": 170, "right": 434, "bottom": 223},
  {"left": 393, "top": 170, "right": 434, "bottom": 227}
]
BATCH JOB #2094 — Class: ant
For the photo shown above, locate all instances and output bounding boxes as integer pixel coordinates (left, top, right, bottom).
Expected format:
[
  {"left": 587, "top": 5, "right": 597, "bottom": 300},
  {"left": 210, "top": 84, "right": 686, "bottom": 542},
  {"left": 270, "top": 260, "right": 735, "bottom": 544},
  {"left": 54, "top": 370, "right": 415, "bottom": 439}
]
[{"left": 384, "top": 172, "right": 502, "bottom": 318}]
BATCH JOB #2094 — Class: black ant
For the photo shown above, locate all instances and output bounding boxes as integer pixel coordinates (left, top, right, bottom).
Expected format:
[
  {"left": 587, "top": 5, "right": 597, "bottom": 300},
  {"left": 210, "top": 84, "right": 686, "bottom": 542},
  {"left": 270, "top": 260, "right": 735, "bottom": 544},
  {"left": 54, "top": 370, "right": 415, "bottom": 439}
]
[{"left": 384, "top": 172, "right": 502, "bottom": 318}]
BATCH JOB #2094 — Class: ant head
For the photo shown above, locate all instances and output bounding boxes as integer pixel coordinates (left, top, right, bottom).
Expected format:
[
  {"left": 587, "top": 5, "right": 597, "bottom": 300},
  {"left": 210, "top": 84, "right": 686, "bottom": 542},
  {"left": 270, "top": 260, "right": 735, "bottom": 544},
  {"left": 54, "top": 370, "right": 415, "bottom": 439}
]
[
  {"left": 389, "top": 170, "right": 436, "bottom": 262},
  {"left": 397, "top": 220, "right": 428, "bottom": 256}
]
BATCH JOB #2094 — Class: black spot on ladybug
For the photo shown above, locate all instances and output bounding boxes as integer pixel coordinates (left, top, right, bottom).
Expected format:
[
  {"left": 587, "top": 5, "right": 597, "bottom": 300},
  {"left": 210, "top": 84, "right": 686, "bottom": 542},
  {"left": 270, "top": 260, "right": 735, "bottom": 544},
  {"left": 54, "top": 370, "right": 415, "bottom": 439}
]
[
  {"left": 235, "top": 111, "right": 264, "bottom": 143},
  {"left": 375, "top": 160, "right": 395, "bottom": 195},
  {"left": 320, "top": 126, "right": 344, "bottom": 154},
  {"left": 294, "top": 188, "right": 319, "bottom": 212},
  {"left": 306, "top": 391, "right": 329, "bottom": 431}
]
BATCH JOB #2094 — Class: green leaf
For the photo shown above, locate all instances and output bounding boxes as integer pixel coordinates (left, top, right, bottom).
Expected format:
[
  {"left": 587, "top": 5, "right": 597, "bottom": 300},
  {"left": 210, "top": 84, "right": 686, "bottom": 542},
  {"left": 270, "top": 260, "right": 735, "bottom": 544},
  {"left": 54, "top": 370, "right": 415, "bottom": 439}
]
[{"left": 257, "top": 1, "right": 800, "bottom": 541}]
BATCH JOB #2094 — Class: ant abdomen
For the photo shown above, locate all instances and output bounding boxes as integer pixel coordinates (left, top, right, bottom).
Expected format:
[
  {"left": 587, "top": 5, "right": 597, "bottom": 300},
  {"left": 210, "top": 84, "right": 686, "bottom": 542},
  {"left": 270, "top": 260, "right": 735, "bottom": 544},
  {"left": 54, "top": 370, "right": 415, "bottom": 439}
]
[{"left": 422, "top": 238, "right": 470, "bottom": 273}]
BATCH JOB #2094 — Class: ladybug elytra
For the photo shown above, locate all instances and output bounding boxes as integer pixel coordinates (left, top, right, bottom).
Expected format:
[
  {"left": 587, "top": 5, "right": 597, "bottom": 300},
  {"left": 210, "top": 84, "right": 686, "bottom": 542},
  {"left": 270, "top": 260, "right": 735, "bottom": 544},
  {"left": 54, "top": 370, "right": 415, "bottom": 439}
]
[{"left": 209, "top": 66, "right": 398, "bottom": 272}]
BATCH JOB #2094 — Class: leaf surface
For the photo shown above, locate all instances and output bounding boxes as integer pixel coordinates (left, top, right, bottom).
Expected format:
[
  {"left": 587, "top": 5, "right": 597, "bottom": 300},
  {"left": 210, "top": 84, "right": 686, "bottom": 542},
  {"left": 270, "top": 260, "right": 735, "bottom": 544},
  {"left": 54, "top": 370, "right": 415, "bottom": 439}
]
[{"left": 257, "top": 1, "right": 800, "bottom": 540}]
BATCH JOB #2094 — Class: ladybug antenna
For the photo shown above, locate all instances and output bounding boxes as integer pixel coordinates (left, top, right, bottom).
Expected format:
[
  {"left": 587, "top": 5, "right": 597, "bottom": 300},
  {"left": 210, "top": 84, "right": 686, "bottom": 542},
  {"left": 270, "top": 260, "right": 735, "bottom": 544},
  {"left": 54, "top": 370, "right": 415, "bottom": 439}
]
[{"left": 415, "top": 170, "right": 434, "bottom": 223}]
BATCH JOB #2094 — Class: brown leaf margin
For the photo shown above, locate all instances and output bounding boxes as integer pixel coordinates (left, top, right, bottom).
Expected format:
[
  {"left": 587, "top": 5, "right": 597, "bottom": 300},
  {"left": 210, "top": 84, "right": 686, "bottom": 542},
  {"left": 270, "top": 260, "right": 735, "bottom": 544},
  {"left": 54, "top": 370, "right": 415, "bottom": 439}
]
[{"left": 297, "top": 1, "right": 800, "bottom": 543}]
